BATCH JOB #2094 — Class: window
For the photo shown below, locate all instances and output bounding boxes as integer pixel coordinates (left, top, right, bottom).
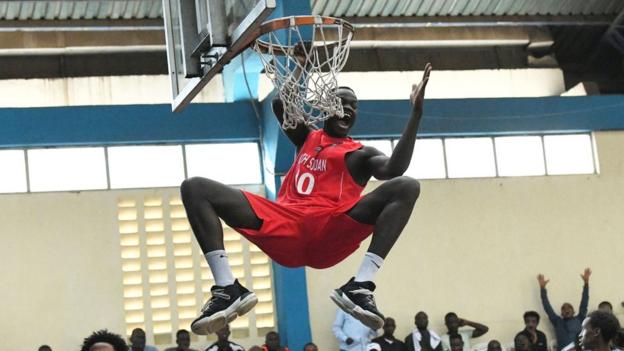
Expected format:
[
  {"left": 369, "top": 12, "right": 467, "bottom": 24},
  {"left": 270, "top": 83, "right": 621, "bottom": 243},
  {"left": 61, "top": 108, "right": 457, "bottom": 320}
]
[
  {"left": 108, "top": 145, "right": 185, "bottom": 189},
  {"left": 0, "top": 150, "right": 27, "bottom": 193},
  {"left": 358, "top": 139, "right": 393, "bottom": 156},
  {"left": 185, "top": 143, "right": 262, "bottom": 184},
  {"left": 118, "top": 192, "right": 275, "bottom": 345},
  {"left": 544, "top": 134, "right": 595, "bottom": 175},
  {"left": 28, "top": 147, "right": 107, "bottom": 192},
  {"left": 495, "top": 136, "right": 545, "bottom": 176},
  {"left": 405, "top": 138, "right": 446, "bottom": 179},
  {"left": 445, "top": 137, "right": 496, "bottom": 178}
]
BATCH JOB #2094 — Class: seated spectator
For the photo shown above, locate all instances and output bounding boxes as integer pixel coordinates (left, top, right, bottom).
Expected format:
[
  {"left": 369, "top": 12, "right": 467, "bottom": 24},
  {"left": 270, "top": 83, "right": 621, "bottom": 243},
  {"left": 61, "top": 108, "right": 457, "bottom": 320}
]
[
  {"left": 578, "top": 311, "right": 621, "bottom": 351},
  {"left": 537, "top": 269, "right": 590, "bottom": 351},
  {"left": 165, "top": 330, "right": 197, "bottom": 351},
  {"left": 486, "top": 340, "right": 502, "bottom": 351},
  {"left": 205, "top": 325, "right": 244, "bottom": 351},
  {"left": 372, "top": 317, "right": 405, "bottom": 351},
  {"left": 441, "top": 313, "right": 489, "bottom": 351},
  {"left": 613, "top": 328, "right": 624, "bottom": 351},
  {"left": 597, "top": 301, "right": 612, "bottom": 313},
  {"left": 515, "top": 311, "right": 547, "bottom": 351},
  {"left": 249, "top": 347, "right": 262, "bottom": 351},
  {"left": 129, "top": 328, "right": 158, "bottom": 351},
  {"left": 303, "top": 343, "right": 318, "bottom": 351},
  {"left": 39, "top": 345, "right": 52, "bottom": 351},
  {"left": 80, "top": 329, "right": 129, "bottom": 351},
  {"left": 333, "top": 309, "right": 377, "bottom": 351},
  {"left": 449, "top": 335, "right": 464, "bottom": 351},
  {"left": 262, "top": 331, "right": 288, "bottom": 351},
  {"left": 405, "top": 312, "right": 442, "bottom": 351},
  {"left": 515, "top": 335, "right": 530, "bottom": 351}
]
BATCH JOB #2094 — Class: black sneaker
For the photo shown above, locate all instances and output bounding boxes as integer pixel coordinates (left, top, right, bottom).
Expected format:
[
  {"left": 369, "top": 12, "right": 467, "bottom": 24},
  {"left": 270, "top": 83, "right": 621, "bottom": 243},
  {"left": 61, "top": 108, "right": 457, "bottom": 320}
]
[
  {"left": 190, "top": 279, "right": 257, "bottom": 335},
  {"left": 330, "top": 277, "right": 385, "bottom": 330}
]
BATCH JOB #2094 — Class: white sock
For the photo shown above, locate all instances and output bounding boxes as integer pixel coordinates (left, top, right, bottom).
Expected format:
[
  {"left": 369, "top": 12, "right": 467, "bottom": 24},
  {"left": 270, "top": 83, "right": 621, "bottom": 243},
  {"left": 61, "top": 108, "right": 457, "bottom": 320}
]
[
  {"left": 354, "top": 252, "right": 384, "bottom": 282},
  {"left": 205, "top": 250, "right": 235, "bottom": 286}
]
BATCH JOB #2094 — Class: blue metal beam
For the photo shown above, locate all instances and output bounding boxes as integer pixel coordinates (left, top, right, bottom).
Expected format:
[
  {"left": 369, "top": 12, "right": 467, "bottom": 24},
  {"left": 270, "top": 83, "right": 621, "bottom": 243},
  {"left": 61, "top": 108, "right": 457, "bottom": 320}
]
[{"left": 0, "top": 103, "right": 259, "bottom": 149}]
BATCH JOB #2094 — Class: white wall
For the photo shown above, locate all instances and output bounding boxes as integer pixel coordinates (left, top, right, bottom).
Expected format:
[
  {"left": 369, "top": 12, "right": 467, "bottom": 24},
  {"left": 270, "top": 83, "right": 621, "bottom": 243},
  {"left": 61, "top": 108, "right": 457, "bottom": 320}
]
[{"left": 307, "top": 131, "right": 624, "bottom": 351}]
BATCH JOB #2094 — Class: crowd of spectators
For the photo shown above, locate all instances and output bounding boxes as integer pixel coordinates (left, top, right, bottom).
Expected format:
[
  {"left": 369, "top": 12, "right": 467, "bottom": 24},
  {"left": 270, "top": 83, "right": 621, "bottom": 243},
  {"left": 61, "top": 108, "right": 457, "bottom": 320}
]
[{"left": 43, "top": 268, "right": 622, "bottom": 351}]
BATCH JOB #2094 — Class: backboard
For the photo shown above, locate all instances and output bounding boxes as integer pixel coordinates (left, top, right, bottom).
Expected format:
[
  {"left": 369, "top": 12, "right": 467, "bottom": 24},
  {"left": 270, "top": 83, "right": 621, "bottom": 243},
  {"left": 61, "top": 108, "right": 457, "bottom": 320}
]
[{"left": 163, "top": 0, "right": 276, "bottom": 112}]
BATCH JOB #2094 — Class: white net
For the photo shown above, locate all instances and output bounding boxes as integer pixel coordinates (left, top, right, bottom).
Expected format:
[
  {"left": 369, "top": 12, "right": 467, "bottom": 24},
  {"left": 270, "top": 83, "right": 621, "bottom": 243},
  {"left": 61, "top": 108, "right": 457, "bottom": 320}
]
[{"left": 252, "top": 16, "right": 353, "bottom": 129}]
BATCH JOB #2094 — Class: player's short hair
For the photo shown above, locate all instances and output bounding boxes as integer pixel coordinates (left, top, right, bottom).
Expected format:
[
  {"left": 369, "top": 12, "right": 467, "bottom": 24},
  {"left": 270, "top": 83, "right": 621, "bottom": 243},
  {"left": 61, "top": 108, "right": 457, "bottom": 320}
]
[
  {"left": 587, "top": 310, "right": 621, "bottom": 343},
  {"left": 335, "top": 86, "right": 357, "bottom": 98},
  {"left": 523, "top": 311, "right": 541, "bottom": 322},
  {"left": 80, "top": 330, "right": 128, "bottom": 351}
]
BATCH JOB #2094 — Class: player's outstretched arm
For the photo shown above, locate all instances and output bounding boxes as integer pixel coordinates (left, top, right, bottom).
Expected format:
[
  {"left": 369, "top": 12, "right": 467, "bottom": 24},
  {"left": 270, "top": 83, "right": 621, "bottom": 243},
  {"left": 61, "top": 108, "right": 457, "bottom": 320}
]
[
  {"left": 271, "top": 43, "right": 312, "bottom": 150},
  {"left": 366, "top": 63, "right": 432, "bottom": 180}
]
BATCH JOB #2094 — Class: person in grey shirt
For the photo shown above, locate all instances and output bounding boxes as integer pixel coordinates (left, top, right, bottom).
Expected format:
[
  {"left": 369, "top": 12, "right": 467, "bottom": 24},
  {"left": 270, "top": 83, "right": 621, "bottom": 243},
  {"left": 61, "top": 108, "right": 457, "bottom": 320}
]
[{"left": 537, "top": 268, "right": 591, "bottom": 351}]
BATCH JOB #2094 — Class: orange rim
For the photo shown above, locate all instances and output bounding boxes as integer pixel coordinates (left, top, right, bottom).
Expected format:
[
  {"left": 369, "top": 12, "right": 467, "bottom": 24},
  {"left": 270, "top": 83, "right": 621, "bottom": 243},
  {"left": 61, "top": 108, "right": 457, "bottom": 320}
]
[{"left": 252, "top": 15, "right": 354, "bottom": 56}]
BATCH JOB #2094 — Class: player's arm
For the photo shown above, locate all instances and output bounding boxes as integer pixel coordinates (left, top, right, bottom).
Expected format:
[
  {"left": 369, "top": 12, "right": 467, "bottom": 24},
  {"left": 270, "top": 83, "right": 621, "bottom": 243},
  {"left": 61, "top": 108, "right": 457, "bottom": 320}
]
[
  {"left": 272, "top": 97, "right": 311, "bottom": 149},
  {"left": 271, "top": 44, "right": 312, "bottom": 150},
  {"left": 365, "top": 63, "right": 432, "bottom": 179}
]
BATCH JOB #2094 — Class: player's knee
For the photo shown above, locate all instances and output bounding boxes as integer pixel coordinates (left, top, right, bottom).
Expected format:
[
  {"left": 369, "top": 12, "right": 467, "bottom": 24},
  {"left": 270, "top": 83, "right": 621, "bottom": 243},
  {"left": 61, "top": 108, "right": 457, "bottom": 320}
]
[
  {"left": 394, "top": 176, "right": 420, "bottom": 203},
  {"left": 180, "top": 177, "right": 206, "bottom": 203}
]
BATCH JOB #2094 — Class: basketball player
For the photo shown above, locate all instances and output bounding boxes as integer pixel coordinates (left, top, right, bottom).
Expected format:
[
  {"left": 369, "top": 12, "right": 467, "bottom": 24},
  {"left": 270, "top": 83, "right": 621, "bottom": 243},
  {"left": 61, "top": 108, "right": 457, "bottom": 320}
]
[{"left": 181, "top": 63, "right": 432, "bottom": 334}]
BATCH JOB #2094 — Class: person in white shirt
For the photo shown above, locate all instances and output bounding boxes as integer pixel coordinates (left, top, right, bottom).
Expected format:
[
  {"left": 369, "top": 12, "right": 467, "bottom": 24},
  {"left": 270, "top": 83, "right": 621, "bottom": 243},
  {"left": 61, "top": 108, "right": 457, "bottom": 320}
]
[
  {"left": 334, "top": 309, "right": 378, "bottom": 351},
  {"left": 440, "top": 313, "right": 488, "bottom": 351}
]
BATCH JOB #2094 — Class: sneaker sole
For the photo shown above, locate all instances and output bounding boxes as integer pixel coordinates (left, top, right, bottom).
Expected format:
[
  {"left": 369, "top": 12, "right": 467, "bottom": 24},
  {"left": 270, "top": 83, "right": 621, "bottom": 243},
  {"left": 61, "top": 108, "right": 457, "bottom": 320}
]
[
  {"left": 191, "top": 292, "right": 258, "bottom": 335},
  {"left": 330, "top": 289, "right": 384, "bottom": 330}
]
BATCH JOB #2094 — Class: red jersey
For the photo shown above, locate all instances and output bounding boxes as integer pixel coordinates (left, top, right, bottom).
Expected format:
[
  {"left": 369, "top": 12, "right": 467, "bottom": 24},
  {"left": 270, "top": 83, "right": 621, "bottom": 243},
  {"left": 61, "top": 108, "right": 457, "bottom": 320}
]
[{"left": 277, "top": 129, "right": 365, "bottom": 212}]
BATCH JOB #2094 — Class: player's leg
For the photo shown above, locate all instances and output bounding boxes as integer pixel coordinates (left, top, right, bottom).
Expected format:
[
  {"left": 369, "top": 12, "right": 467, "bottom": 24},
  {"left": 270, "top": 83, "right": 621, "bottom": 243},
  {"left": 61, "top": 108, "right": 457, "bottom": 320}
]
[
  {"left": 330, "top": 176, "right": 420, "bottom": 329},
  {"left": 180, "top": 176, "right": 262, "bottom": 335}
]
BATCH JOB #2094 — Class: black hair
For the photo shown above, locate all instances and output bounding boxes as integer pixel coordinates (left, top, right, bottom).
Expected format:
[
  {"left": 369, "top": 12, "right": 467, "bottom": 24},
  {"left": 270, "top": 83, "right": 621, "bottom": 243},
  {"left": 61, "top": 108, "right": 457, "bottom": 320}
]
[
  {"left": 176, "top": 329, "right": 190, "bottom": 338},
  {"left": 587, "top": 310, "right": 621, "bottom": 343},
  {"left": 303, "top": 342, "right": 317, "bottom": 351},
  {"left": 523, "top": 311, "right": 541, "bottom": 323},
  {"left": 80, "top": 330, "right": 128, "bottom": 351},
  {"left": 445, "top": 312, "right": 458, "bottom": 322},
  {"left": 336, "top": 86, "right": 355, "bottom": 94},
  {"left": 598, "top": 301, "right": 613, "bottom": 310},
  {"left": 38, "top": 346, "right": 52, "bottom": 351}
]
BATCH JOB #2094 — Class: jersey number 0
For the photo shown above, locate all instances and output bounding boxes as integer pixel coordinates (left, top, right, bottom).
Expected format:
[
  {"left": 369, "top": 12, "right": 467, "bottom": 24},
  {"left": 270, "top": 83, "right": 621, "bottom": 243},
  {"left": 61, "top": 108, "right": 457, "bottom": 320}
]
[{"left": 296, "top": 172, "right": 315, "bottom": 195}]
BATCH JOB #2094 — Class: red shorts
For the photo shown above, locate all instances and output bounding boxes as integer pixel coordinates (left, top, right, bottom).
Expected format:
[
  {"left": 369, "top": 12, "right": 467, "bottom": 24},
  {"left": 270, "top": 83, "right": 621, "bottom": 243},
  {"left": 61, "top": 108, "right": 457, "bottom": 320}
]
[{"left": 234, "top": 191, "right": 373, "bottom": 269}]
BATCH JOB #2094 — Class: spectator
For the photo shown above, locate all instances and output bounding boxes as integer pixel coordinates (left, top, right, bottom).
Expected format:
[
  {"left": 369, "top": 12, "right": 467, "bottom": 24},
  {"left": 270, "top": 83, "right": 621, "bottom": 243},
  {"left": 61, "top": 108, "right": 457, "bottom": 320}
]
[
  {"left": 578, "top": 311, "right": 621, "bottom": 351},
  {"left": 80, "top": 329, "right": 129, "bottom": 351},
  {"left": 515, "top": 335, "right": 530, "bottom": 351},
  {"left": 206, "top": 325, "right": 244, "bottom": 351},
  {"left": 613, "top": 328, "right": 624, "bottom": 351},
  {"left": 333, "top": 309, "right": 378, "bottom": 351},
  {"left": 597, "top": 301, "right": 612, "bottom": 313},
  {"left": 441, "top": 313, "right": 489, "bottom": 351},
  {"left": 39, "top": 346, "right": 52, "bottom": 351},
  {"left": 262, "top": 331, "right": 288, "bottom": 351},
  {"left": 486, "top": 340, "right": 502, "bottom": 351},
  {"left": 249, "top": 347, "right": 262, "bottom": 351},
  {"left": 129, "top": 328, "right": 158, "bottom": 351},
  {"left": 449, "top": 335, "right": 464, "bottom": 351},
  {"left": 537, "top": 268, "right": 591, "bottom": 351},
  {"left": 165, "top": 330, "right": 197, "bottom": 351},
  {"left": 515, "top": 311, "right": 547, "bottom": 351},
  {"left": 405, "top": 312, "right": 442, "bottom": 351},
  {"left": 372, "top": 317, "right": 405, "bottom": 351},
  {"left": 303, "top": 343, "right": 318, "bottom": 351}
]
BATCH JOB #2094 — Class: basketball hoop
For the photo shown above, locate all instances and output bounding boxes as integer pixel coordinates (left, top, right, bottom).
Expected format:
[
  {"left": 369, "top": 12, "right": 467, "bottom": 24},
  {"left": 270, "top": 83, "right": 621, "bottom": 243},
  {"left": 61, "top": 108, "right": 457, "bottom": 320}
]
[{"left": 251, "top": 16, "right": 354, "bottom": 129}]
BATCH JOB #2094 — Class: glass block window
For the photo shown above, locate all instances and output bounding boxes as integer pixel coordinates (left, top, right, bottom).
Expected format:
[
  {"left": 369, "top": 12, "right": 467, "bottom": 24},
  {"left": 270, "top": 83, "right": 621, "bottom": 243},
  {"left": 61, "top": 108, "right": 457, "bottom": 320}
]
[{"left": 117, "top": 192, "right": 275, "bottom": 346}]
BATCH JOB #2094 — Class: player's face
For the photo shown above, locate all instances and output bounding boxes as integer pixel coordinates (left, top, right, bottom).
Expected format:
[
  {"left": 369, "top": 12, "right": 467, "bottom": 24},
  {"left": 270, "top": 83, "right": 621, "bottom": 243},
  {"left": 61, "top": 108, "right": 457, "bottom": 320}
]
[{"left": 324, "top": 89, "right": 357, "bottom": 138}]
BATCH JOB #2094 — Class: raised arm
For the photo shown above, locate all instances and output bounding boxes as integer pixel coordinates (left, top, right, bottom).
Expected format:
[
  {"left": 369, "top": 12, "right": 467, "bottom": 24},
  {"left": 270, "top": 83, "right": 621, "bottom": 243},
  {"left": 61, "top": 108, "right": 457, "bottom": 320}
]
[
  {"left": 538, "top": 274, "right": 559, "bottom": 325},
  {"left": 271, "top": 44, "right": 312, "bottom": 150},
  {"left": 272, "top": 97, "right": 311, "bottom": 149},
  {"left": 365, "top": 63, "right": 432, "bottom": 180},
  {"left": 578, "top": 268, "right": 591, "bottom": 318},
  {"left": 459, "top": 317, "right": 489, "bottom": 338}
]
